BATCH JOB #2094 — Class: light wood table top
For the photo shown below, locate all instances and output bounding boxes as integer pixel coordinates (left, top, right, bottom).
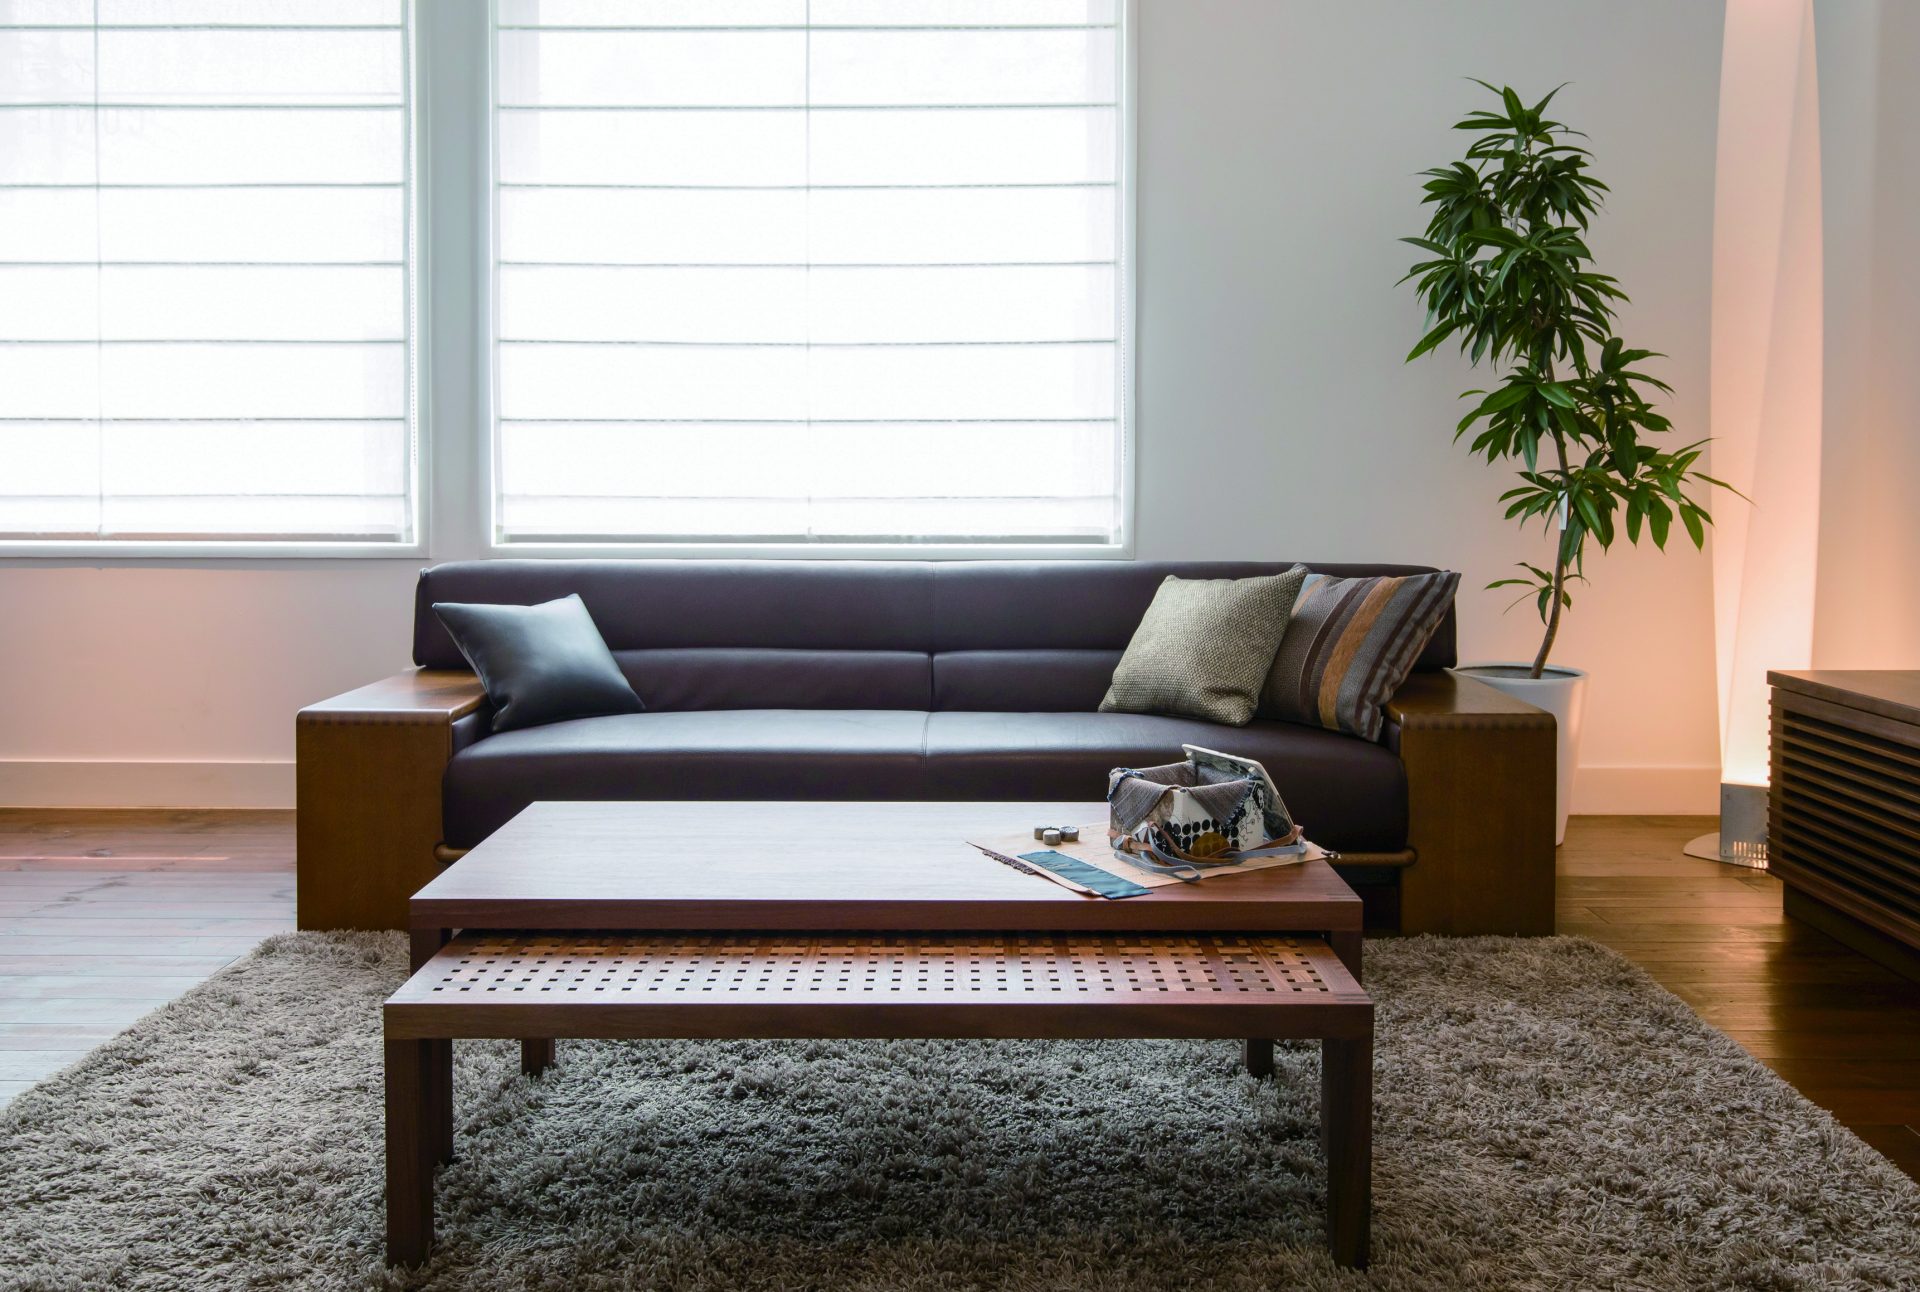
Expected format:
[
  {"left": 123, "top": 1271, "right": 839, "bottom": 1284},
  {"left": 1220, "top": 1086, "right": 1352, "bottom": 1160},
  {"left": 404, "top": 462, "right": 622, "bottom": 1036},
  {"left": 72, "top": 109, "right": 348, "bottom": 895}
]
[{"left": 410, "top": 800, "right": 1364, "bottom": 936}]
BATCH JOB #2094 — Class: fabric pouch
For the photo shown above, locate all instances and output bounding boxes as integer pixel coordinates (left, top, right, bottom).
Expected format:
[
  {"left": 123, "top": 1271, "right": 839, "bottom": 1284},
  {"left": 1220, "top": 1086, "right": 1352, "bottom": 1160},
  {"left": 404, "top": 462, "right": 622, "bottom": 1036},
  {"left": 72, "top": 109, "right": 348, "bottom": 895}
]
[{"left": 1108, "top": 744, "right": 1303, "bottom": 876}]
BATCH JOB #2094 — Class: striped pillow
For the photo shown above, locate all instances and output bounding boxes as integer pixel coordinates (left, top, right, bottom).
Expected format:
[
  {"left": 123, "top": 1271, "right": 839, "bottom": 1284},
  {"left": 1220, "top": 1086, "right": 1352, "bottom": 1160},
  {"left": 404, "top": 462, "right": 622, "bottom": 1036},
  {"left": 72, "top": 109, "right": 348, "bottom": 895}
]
[{"left": 1261, "top": 571, "right": 1459, "bottom": 740}]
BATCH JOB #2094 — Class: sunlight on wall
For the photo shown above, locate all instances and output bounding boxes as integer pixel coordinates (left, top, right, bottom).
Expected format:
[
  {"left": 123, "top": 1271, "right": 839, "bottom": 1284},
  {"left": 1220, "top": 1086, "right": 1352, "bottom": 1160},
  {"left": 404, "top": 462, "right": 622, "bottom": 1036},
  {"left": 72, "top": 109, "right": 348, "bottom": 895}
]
[{"left": 1709, "top": 0, "right": 1824, "bottom": 787}]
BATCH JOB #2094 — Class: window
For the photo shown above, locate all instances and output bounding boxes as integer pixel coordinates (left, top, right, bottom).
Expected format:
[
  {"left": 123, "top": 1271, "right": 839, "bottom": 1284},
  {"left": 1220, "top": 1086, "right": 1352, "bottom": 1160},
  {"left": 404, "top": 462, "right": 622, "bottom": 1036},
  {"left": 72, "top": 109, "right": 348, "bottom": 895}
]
[
  {"left": 0, "top": 0, "right": 415, "bottom": 545},
  {"left": 491, "top": 0, "right": 1129, "bottom": 550}
]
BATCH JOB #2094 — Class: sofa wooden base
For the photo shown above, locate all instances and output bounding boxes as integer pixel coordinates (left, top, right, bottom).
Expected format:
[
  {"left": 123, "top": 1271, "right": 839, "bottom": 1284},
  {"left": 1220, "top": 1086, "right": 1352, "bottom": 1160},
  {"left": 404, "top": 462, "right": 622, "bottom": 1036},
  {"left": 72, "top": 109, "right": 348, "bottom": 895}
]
[{"left": 298, "top": 671, "right": 1555, "bottom": 938}]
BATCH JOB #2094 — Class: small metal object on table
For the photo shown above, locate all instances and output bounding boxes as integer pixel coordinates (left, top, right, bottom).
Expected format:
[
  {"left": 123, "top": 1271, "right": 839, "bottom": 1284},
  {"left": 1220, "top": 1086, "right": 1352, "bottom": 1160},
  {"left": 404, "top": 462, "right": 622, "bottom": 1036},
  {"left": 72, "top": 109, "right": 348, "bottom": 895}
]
[{"left": 390, "top": 801, "right": 1372, "bottom": 1269}]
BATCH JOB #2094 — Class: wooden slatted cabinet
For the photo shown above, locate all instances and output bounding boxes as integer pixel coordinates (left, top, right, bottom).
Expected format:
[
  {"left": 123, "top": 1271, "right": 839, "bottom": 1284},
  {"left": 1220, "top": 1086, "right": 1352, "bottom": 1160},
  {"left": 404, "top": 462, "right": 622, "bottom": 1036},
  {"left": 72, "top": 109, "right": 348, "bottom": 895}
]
[{"left": 1769, "top": 670, "right": 1920, "bottom": 981}]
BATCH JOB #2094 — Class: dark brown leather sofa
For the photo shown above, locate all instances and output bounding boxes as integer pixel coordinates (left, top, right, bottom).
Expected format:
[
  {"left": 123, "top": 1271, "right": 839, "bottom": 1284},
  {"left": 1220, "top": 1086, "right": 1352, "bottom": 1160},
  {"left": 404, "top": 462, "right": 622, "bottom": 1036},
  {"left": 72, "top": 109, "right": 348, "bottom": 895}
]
[{"left": 297, "top": 559, "right": 1556, "bottom": 934}]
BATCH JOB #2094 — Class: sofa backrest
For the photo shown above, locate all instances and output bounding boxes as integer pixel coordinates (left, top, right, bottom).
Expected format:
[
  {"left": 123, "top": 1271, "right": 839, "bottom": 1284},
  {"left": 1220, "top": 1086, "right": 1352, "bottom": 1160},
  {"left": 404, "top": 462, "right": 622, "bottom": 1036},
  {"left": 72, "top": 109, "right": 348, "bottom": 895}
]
[{"left": 413, "top": 560, "right": 1456, "bottom": 713}]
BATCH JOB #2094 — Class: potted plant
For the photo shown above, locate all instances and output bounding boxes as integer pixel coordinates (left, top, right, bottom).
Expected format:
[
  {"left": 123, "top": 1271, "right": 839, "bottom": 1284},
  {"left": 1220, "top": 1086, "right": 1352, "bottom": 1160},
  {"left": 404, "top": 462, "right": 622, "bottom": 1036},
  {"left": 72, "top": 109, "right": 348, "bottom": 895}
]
[{"left": 1401, "top": 83, "right": 1731, "bottom": 843}]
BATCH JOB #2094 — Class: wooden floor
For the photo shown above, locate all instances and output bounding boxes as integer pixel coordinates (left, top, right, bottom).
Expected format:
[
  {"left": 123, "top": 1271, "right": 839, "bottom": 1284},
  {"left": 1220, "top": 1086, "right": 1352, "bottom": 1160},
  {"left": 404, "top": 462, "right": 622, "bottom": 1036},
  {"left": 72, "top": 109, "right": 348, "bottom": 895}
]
[
  {"left": 0, "top": 810, "right": 295, "bottom": 1104},
  {"left": 0, "top": 809, "right": 1916, "bottom": 1182}
]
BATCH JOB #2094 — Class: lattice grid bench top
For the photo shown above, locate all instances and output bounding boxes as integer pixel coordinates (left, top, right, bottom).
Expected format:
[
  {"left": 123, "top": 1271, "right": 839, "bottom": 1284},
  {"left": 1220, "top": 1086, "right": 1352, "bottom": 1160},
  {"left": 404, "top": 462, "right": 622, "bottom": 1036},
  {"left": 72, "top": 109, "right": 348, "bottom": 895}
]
[{"left": 426, "top": 933, "right": 1335, "bottom": 999}]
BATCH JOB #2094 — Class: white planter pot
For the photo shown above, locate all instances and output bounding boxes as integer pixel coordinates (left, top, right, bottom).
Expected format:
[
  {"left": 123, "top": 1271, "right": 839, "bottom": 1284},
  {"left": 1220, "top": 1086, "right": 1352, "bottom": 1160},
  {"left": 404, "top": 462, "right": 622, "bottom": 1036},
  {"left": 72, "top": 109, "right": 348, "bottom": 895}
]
[{"left": 1450, "top": 663, "right": 1589, "bottom": 846}]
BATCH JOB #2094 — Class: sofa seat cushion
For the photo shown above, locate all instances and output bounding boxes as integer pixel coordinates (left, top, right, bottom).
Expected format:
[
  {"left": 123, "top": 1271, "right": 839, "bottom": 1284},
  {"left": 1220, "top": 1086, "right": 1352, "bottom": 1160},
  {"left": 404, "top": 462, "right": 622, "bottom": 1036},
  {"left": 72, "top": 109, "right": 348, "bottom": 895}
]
[
  {"left": 443, "top": 710, "right": 932, "bottom": 847},
  {"left": 443, "top": 708, "right": 1408, "bottom": 856},
  {"left": 922, "top": 711, "right": 1407, "bottom": 854}
]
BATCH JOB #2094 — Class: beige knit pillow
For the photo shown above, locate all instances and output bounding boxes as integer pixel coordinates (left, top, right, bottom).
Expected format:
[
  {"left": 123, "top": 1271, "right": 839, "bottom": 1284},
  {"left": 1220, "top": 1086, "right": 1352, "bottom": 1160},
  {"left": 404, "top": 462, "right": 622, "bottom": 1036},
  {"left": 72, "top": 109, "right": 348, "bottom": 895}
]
[{"left": 1099, "top": 567, "right": 1308, "bottom": 726}]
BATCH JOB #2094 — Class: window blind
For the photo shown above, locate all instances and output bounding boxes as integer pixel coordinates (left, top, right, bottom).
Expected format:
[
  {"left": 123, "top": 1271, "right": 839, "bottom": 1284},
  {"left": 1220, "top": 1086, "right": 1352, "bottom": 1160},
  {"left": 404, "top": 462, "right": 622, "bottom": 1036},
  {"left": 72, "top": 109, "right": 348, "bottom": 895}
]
[
  {"left": 0, "top": 0, "right": 414, "bottom": 543},
  {"left": 492, "top": 0, "right": 1126, "bottom": 546}
]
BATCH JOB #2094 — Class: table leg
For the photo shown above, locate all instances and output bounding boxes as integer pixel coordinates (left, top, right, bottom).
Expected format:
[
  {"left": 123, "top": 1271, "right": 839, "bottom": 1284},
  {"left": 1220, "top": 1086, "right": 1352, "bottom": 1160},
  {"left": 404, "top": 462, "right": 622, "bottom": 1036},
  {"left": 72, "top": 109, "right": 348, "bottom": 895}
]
[
  {"left": 1321, "top": 1034, "right": 1372, "bottom": 1270},
  {"left": 1329, "top": 929, "right": 1363, "bottom": 985},
  {"left": 522, "top": 1038, "right": 556, "bottom": 1076},
  {"left": 385, "top": 1037, "right": 437, "bottom": 1267},
  {"left": 426, "top": 1039, "right": 454, "bottom": 1164},
  {"left": 410, "top": 926, "right": 449, "bottom": 973},
  {"left": 1243, "top": 1038, "right": 1274, "bottom": 1078},
  {"left": 410, "top": 928, "right": 457, "bottom": 1162}
]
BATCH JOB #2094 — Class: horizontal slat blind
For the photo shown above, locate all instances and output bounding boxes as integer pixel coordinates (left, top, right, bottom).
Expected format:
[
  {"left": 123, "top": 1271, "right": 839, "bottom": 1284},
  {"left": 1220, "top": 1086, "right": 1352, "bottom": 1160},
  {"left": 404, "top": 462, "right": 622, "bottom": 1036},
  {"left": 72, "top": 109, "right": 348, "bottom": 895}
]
[
  {"left": 0, "top": 0, "right": 413, "bottom": 542},
  {"left": 493, "top": 0, "right": 1126, "bottom": 545}
]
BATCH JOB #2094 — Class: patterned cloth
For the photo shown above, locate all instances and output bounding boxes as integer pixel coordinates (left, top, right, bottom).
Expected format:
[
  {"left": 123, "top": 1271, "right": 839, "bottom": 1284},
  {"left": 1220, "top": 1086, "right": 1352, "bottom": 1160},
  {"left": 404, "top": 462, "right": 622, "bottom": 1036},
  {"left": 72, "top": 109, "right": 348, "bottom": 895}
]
[
  {"left": 1098, "top": 567, "right": 1308, "bottom": 726},
  {"left": 1107, "top": 748, "right": 1301, "bottom": 867},
  {"left": 1261, "top": 570, "right": 1460, "bottom": 740},
  {"left": 1109, "top": 759, "right": 1255, "bottom": 836}
]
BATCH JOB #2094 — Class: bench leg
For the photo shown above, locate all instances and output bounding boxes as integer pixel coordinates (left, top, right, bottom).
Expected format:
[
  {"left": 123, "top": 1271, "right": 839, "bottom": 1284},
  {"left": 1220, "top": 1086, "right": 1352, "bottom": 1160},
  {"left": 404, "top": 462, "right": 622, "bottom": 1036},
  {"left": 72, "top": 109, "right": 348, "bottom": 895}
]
[
  {"left": 386, "top": 1038, "right": 438, "bottom": 1267},
  {"left": 1321, "top": 1034, "right": 1372, "bottom": 1270},
  {"left": 1243, "top": 1038, "right": 1274, "bottom": 1078},
  {"left": 522, "top": 1038, "right": 556, "bottom": 1077}
]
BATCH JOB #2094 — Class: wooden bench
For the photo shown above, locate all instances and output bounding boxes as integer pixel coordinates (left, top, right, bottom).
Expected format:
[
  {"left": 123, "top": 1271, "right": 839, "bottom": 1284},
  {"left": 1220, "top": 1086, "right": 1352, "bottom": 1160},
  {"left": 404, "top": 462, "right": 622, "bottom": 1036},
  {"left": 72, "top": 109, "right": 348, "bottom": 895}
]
[{"left": 385, "top": 930, "right": 1374, "bottom": 1269}]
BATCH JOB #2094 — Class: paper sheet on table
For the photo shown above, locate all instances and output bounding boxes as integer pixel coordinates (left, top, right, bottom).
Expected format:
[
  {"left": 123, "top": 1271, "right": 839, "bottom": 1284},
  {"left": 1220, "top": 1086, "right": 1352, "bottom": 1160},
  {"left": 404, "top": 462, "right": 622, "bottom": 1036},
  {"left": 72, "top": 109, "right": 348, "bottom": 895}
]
[{"left": 968, "top": 824, "right": 1328, "bottom": 890}]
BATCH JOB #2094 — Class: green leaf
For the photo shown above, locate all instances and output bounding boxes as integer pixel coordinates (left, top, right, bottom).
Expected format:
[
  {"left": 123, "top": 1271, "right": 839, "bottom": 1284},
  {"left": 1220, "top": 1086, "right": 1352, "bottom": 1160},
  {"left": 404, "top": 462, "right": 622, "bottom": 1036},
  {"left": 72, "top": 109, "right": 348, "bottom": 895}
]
[
  {"left": 1679, "top": 504, "right": 1705, "bottom": 548},
  {"left": 1405, "top": 319, "right": 1459, "bottom": 362},
  {"left": 1695, "top": 472, "right": 1752, "bottom": 503},
  {"left": 1397, "top": 81, "right": 1750, "bottom": 617}
]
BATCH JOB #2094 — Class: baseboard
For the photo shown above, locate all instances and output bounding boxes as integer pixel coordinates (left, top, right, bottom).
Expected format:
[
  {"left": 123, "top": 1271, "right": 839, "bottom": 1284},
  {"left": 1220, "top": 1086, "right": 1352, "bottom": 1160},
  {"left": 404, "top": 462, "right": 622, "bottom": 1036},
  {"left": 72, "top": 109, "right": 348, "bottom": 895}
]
[
  {"left": 0, "top": 760, "right": 295, "bottom": 809},
  {"left": 1573, "top": 764, "right": 1720, "bottom": 815}
]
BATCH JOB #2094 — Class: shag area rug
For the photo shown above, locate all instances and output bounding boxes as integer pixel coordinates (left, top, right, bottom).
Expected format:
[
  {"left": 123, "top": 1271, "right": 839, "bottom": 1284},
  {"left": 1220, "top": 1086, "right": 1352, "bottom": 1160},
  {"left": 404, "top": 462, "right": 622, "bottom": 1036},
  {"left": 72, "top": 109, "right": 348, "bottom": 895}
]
[{"left": 0, "top": 934, "right": 1915, "bottom": 1291}]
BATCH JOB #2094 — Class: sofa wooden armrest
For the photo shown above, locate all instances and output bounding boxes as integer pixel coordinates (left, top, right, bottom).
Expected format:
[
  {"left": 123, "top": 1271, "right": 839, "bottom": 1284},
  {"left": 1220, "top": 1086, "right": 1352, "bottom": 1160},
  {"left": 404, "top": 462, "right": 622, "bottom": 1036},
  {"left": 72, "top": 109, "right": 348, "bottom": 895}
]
[
  {"left": 1386, "top": 671, "right": 1558, "bottom": 935},
  {"left": 296, "top": 669, "right": 487, "bottom": 931}
]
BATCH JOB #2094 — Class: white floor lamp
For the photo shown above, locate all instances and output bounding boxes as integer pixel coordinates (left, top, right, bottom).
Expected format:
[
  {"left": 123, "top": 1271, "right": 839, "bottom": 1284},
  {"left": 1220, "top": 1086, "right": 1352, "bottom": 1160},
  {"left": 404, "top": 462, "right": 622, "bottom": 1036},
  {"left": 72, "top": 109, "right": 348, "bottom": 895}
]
[
  {"left": 1684, "top": 784, "right": 1770, "bottom": 869},
  {"left": 1688, "top": 0, "right": 1825, "bottom": 870}
]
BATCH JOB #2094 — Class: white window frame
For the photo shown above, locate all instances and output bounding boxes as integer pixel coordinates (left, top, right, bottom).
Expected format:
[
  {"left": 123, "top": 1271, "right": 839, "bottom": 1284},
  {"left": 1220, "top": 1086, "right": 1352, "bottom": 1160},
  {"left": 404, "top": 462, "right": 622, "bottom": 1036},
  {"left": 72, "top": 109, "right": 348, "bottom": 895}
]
[
  {"left": 477, "top": 0, "right": 1138, "bottom": 561},
  {"left": 0, "top": 0, "right": 1134, "bottom": 562},
  {"left": 0, "top": 2, "right": 429, "bottom": 560}
]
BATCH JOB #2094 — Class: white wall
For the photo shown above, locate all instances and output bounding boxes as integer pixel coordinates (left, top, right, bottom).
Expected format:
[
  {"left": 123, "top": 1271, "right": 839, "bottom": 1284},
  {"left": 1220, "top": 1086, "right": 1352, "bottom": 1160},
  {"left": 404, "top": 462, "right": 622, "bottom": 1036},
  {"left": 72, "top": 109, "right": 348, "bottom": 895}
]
[
  {"left": 0, "top": 0, "right": 1730, "bottom": 810},
  {"left": 1132, "top": 0, "right": 1726, "bottom": 810},
  {"left": 0, "top": 562, "right": 421, "bottom": 805}
]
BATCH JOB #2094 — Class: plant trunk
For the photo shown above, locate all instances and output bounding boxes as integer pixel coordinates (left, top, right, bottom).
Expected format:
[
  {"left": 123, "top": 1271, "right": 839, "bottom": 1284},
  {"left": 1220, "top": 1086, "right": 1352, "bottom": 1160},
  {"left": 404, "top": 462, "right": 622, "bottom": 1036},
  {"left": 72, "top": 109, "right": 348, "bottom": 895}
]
[
  {"left": 1530, "top": 554, "right": 1565, "bottom": 678},
  {"left": 1530, "top": 435, "right": 1573, "bottom": 679}
]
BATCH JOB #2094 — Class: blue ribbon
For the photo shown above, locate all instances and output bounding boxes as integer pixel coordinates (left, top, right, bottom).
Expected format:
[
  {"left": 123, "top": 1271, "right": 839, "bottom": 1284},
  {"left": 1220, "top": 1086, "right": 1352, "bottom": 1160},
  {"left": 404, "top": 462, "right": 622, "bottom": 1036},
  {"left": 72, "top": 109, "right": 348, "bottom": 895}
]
[{"left": 1017, "top": 850, "right": 1151, "bottom": 899}]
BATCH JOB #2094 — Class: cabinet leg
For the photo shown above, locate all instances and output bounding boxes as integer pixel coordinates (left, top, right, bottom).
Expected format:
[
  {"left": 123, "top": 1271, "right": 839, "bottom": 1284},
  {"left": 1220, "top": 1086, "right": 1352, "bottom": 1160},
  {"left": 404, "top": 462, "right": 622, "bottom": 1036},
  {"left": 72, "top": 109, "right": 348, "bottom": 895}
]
[
  {"left": 522, "top": 1038, "right": 556, "bottom": 1077},
  {"left": 1244, "top": 1038, "right": 1274, "bottom": 1078}
]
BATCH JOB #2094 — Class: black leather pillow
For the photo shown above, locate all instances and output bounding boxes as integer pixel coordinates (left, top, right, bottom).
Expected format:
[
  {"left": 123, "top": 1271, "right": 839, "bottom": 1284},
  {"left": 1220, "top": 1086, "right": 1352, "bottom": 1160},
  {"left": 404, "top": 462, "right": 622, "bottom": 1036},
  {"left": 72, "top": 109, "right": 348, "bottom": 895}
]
[{"left": 433, "top": 594, "right": 642, "bottom": 732}]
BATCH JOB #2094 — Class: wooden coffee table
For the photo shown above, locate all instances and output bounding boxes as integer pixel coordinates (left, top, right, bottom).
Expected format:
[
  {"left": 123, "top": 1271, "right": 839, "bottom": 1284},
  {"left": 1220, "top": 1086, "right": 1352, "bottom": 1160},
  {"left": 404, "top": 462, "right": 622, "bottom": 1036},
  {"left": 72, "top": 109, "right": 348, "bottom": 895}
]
[{"left": 385, "top": 801, "right": 1373, "bottom": 1268}]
